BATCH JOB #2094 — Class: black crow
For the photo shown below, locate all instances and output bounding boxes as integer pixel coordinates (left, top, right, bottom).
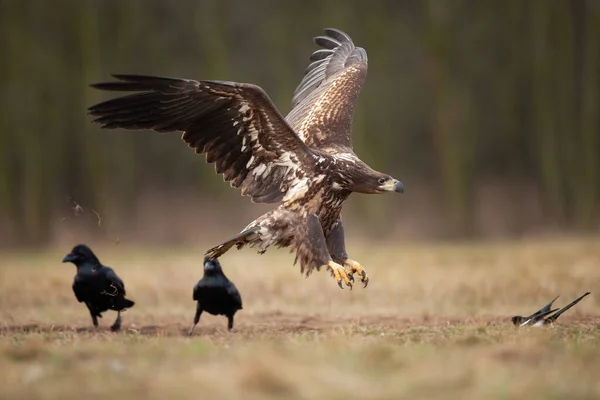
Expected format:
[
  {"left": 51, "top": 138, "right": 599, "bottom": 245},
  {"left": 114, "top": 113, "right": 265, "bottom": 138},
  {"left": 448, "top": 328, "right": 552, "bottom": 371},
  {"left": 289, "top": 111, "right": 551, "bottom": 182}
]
[
  {"left": 189, "top": 256, "right": 242, "bottom": 336},
  {"left": 62, "top": 244, "right": 135, "bottom": 332},
  {"left": 512, "top": 292, "right": 590, "bottom": 327},
  {"left": 511, "top": 295, "right": 559, "bottom": 326}
]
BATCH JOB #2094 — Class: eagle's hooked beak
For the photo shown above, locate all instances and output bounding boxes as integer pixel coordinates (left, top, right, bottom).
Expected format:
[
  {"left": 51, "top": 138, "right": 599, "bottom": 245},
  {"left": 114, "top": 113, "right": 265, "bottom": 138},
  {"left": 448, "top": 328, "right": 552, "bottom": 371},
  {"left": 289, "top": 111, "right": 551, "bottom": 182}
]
[{"left": 380, "top": 179, "right": 404, "bottom": 193}]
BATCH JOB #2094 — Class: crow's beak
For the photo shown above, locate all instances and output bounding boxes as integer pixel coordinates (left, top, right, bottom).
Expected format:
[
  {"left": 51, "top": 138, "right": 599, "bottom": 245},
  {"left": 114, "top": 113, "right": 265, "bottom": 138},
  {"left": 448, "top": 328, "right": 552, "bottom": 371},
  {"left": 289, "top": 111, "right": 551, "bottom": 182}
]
[
  {"left": 62, "top": 253, "right": 76, "bottom": 263},
  {"left": 204, "top": 261, "right": 216, "bottom": 271}
]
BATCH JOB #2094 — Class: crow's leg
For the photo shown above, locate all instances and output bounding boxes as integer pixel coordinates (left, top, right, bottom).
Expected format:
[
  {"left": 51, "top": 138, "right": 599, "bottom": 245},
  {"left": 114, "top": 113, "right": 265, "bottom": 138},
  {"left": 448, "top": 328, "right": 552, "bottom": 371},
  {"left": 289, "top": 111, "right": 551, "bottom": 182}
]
[
  {"left": 110, "top": 311, "right": 122, "bottom": 332},
  {"left": 85, "top": 303, "right": 99, "bottom": 333},
  {"left": 188, "top": 304, "right": 203, "bottom": 336},
  {"left": 227, "top": 314, "right": 235, "bottom": 331}
]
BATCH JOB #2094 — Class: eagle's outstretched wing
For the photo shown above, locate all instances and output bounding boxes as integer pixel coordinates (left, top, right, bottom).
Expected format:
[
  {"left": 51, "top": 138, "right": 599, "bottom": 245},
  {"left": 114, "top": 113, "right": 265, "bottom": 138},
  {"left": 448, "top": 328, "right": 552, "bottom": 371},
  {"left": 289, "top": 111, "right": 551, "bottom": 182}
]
[
  {"left": 286, "top": 28, "right": 368, "bottom": 151},
  {"left": 89, "top": 75, "right": 317, "bottom": 203}
]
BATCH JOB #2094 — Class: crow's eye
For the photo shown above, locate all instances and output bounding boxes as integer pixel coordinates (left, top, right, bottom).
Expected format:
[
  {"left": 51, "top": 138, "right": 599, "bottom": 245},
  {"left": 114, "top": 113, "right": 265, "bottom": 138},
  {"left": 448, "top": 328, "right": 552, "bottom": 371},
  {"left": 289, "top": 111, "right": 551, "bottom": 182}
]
[{"left": 378, "top": 178, "right": 386, "bottom": 185}]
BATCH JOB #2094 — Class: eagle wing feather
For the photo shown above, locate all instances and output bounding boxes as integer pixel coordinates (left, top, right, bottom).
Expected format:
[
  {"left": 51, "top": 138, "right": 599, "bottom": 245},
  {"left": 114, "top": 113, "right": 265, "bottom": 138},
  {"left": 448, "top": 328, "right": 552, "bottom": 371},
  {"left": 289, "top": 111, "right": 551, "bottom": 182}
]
[
  {"left": 89, "top": 75, "right": 318, "bottom": 203},
  {"left": 286, "top": 28, "right": 368, "bottom": 151}
]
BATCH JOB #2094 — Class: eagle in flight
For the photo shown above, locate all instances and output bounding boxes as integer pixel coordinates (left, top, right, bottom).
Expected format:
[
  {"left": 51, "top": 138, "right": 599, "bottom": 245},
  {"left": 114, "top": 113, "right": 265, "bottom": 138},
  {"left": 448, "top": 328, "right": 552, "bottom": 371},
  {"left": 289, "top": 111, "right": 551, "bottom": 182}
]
[{"left": 88, "top": 28, "right": 404, "bottom": 289}]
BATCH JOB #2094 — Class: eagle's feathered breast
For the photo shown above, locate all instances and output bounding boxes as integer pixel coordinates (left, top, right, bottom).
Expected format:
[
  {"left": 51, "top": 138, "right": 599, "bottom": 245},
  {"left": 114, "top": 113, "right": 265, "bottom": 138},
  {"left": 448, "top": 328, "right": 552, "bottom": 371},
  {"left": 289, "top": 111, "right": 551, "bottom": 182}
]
[{"left": 281, "top": 152, "right": 356, "bottom": 234}]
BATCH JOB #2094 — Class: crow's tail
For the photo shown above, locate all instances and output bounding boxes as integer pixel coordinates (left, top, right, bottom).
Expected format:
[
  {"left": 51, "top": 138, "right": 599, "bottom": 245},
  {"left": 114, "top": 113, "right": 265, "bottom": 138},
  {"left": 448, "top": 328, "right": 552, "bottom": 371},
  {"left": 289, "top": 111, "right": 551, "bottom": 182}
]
[
  {"left": 114, "top": 297, "right": 135, "bottom": 310},
  {"left": 123, "top": 298, "right": 135, "bottom": 308}
]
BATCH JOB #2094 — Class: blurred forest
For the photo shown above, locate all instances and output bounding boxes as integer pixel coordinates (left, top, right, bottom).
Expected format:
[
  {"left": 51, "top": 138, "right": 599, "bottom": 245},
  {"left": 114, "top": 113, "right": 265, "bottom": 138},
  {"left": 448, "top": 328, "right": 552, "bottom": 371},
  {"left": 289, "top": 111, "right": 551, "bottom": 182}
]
[{"left": 0, "top": 0, "right": 599, "bottom": 247}]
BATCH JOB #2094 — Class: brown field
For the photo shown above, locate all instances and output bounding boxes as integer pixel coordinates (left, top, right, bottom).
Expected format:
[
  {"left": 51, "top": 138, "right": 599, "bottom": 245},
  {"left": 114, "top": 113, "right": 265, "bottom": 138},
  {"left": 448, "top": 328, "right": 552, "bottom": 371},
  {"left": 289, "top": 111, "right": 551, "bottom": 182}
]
[{"left": 1, "top": 238, "right": 599, "bottom": 399}]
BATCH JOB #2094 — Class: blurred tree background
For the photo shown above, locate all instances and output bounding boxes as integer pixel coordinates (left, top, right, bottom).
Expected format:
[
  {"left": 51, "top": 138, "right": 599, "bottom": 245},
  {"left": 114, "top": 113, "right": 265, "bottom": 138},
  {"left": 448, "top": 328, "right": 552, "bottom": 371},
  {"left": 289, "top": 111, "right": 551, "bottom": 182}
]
[{"left": 0, "top": 0, "right": 598, "bottom": 247}]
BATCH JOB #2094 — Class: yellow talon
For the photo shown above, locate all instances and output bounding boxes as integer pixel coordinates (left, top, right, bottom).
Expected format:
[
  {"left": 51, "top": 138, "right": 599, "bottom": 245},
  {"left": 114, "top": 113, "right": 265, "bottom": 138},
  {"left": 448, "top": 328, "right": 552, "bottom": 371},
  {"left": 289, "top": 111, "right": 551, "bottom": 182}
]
[
  {"left": 328, "top": 260, "right": 353, "bottom": 289},
  {"left": 344, "top": 259, "right": 369, "bottom": 288}
]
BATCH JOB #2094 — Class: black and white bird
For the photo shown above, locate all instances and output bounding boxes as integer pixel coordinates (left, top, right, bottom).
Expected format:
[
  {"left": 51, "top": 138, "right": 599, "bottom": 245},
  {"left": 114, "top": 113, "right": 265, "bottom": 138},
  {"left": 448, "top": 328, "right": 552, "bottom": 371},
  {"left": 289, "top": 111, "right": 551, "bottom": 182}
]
[
  {"left": 511, "top": 295, "right": 559, "bottom": 327},
  {"left": 512, "top": 292, "right": 590, "bottom": 327},
  {"left": 189, "top": 256, "right": 243, "bottom": 336},
  {"left": 62, "top": 244, "right": 135, "bottom": 332}
]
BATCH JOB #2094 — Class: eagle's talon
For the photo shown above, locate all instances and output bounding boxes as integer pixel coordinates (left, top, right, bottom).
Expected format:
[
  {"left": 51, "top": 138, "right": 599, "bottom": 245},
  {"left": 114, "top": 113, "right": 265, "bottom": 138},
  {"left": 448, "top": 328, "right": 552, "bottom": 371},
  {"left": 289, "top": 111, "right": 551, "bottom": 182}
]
[
  {"left": 344, "top": 259, "right": 369, "bottom": 289},
  {"left": 360, "top": 270, "right": 368, "bottom": 287},
  {"left": 328, "top": 260, "right": 352, "bottom": 289}
]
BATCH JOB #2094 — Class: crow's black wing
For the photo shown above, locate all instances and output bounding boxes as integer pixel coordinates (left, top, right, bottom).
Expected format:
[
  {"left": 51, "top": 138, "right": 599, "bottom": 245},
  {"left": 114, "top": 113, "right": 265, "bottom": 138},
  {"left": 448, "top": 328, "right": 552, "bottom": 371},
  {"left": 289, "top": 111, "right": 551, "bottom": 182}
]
[
  {"left": 72, "top": 281, "right": 86, "bottom": 303},
  {"left": 102, "top": 267, "right": 126, "bottom": 297},
  {"left": 192, "top": 280, "right": 203, "bottom": 301},
  {"left": 227, "top": 282, "right": 243, "bottom": 309}
]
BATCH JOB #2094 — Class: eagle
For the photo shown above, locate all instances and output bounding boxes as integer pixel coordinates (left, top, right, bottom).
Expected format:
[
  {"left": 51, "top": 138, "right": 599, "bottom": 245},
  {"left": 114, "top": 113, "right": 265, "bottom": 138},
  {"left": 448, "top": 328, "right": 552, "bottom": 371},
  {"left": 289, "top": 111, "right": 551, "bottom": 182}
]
[{"left": 88, "top": 28, "right": 404, "bottom": 289}]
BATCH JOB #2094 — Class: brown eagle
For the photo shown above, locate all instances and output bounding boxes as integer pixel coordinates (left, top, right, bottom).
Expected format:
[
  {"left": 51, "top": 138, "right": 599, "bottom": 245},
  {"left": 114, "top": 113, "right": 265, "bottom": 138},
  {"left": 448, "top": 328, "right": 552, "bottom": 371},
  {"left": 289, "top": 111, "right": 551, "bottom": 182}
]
[{"left": 88, "top": 28, "right": 404, "bottom": 289}]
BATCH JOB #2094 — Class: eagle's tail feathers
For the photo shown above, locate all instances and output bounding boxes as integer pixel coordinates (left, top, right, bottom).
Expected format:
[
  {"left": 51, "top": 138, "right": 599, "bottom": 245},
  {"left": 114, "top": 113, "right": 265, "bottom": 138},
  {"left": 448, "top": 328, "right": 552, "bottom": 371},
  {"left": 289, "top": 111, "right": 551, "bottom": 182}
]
[{"left": 205, "top": 227, "right": 259, "bottom": 260}]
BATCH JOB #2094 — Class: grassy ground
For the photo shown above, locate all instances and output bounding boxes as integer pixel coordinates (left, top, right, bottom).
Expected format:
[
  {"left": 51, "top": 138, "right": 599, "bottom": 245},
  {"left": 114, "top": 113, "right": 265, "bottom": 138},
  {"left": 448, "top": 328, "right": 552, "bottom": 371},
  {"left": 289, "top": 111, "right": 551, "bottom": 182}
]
[{"left": 1, "top": 238, "right": 599, "bottom": 399}]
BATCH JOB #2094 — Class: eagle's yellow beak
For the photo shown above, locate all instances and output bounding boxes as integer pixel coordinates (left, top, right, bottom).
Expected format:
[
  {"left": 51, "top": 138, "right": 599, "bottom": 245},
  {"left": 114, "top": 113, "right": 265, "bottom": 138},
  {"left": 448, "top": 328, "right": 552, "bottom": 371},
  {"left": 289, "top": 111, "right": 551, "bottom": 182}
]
[{"left": 380, "top": 179, "right": 404, "bottom": 193}]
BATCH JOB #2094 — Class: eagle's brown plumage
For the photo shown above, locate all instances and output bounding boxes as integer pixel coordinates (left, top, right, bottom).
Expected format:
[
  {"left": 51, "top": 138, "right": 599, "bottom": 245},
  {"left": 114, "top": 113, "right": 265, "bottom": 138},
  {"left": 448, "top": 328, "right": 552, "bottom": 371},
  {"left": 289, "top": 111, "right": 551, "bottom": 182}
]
[
  {"left": 88, "top": 28, "right": 404, "bottom": 289},
  {"left": 89, "top": 78, "right": 314, "bottom": 204}
]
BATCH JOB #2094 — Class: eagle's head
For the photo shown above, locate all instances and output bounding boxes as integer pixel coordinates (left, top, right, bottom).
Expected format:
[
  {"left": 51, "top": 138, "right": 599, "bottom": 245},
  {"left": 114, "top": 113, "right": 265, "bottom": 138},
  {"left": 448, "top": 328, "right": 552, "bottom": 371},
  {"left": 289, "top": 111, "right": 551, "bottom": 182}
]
[
  {"left": 372, "top": 174, "right": 404, "bottom": 194},
  {"left": 347, "top": 164, "right": 404, "bottom": 195}
]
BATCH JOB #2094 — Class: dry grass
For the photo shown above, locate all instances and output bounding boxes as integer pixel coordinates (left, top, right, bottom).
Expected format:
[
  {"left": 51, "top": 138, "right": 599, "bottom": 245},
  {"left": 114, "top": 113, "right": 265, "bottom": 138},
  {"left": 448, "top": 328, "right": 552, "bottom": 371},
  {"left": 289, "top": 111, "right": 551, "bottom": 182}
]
[{"left": 1, "top": 238, "right": 600, "bottom": 399}]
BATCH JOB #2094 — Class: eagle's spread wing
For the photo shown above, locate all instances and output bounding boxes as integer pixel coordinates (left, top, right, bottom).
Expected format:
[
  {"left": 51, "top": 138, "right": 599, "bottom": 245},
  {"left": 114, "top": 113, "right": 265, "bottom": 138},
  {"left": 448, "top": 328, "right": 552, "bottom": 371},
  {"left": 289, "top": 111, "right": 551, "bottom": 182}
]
[
  {"left": 89, "top": 75, "right": 317, "bottom": 203},
  {"left": 285, "top": 28, "right": 368, "bottom": 150}
]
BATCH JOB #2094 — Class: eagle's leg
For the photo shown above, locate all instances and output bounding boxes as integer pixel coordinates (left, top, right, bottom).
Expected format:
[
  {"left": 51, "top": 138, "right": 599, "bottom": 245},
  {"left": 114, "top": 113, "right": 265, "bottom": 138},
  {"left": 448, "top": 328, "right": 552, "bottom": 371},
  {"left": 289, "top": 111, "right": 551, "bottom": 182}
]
[
  {"left": 326, "top": 218, "right": 369, "bottom": 288},
  {"left": 297, "top": 213, "right": 353, "bottom": 289}
]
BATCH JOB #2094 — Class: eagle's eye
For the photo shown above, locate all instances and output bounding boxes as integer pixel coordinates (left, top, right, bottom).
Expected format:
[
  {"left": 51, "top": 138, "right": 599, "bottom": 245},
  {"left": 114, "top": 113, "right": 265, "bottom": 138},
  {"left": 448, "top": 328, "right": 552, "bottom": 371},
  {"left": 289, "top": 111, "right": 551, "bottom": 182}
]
[{"left": 377, "top": 178, "right": 386, "bottom": 185}]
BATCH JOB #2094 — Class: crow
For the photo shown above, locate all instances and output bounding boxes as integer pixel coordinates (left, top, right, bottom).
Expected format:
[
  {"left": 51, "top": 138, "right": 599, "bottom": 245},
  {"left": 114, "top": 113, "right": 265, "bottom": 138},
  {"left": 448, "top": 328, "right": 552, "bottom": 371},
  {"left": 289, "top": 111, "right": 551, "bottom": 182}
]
[
  {"left": 512, "top": 292, "right": 591, "bottom": 327},
  {"left": 189, "top": 256, "right": 243, "bottom": 336},
  {"left": 62, "top": 244, "right": 135, "bottom": 332}
]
